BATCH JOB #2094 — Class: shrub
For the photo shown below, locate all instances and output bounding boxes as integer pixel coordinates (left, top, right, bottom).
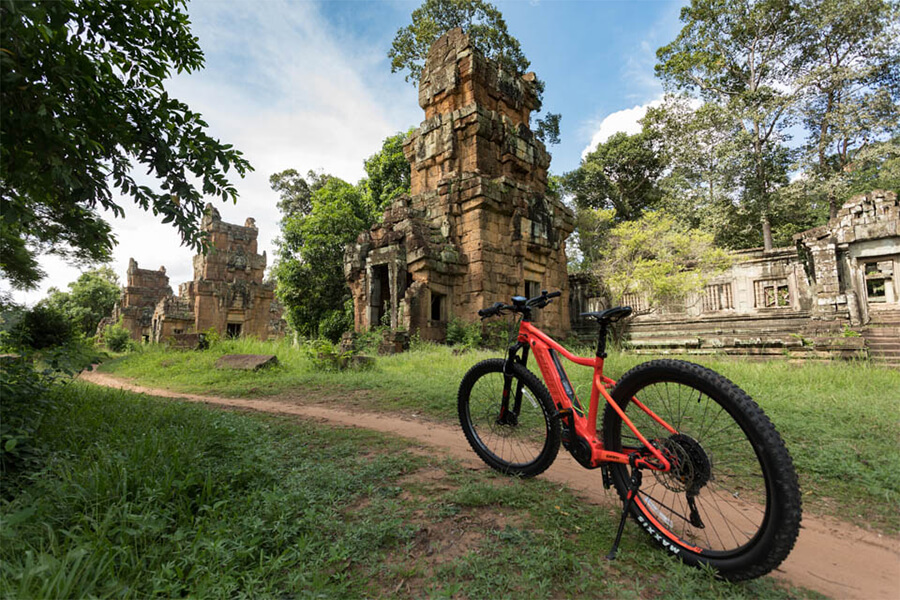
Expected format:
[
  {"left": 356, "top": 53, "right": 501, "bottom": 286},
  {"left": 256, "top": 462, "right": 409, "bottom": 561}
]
[
  {"left": 202, "top": 327, "right": 221, "bottom": 347},
  {"left": 7, "top": 305, "right": 75, "bottom": 349},
  {"left": 446, "top": 317, "right": 482, "bottom": 350},
  {"left": 319, "top": 300, "right": 354, "bottom": 343},
  {"left": 103, "top": 322, "right": 132, "bottom": 352},
  {"left": 0, "top": 341, "right": 99, "bottom": 481}
]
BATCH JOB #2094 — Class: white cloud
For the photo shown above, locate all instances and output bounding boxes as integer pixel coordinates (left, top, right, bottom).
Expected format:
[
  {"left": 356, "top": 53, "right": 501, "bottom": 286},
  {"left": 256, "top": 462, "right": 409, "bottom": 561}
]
[
  {"left": 580, "top": 99, "right": 663, "bottom": 159},
  {"left": 4, "top": 0, "right": 420, "bottom": 306}
]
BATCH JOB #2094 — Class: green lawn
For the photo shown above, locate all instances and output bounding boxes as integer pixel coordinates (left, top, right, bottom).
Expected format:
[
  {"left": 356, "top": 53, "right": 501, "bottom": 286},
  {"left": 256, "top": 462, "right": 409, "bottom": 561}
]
[
  {"left": 101, "top": 339, "right": 900, "bottom": 533},
  {"left": 0, "top": 382, "right": 819, "bottom": 599}
]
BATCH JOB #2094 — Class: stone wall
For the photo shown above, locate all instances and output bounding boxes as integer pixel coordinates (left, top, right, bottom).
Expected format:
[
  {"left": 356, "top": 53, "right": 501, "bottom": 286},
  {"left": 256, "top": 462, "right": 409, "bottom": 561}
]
[
  {"left": 796, "top": 189, "right": 899, "bottom": 325},
  {"left": 345, "top": 29, "right": 573, "bottom": 341},
  {"left": 571, "top": 190, "right": 899, "bottom": 361}
]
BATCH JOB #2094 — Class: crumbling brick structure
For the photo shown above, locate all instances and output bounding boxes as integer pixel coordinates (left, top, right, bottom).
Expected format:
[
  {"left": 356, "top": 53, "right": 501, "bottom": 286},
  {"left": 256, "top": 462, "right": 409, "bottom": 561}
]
[
  {"left": 345, "top": 28, "right": 574, "bottom": 341},
  {"left": 796, "top": 190, "right": 899, "bottom": 325},
  {"left": 98, "top": 259, "right": 172, "bottom": 342},
  {"left": 104, "top": 205, "right": 286, "bottom": 343}
]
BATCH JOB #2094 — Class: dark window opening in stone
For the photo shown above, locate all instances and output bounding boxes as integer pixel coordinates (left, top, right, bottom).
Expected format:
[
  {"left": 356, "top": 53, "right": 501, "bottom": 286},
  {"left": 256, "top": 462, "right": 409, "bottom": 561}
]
[
  {"left": 525, "top": 279, "right": 541, "bottom": 299},
  {"left": 431, "top": 292, "right": 446, "bottom": 322},
  {"left": 142, "top": 335, "right": 149, "bottom": 343},
  {"left": 173, "top": 329, "right": 183, "bottom": 335},
  {"left": 864, "top": 263, "right": 889, "bottom": 303},
  {"left": 372, "top": 265, "right": 391, "bottom": 326},
  {"left": 227, "top": 323, "right": 242, "bottom": 338},
  {"left": 867, "top": 278, "right": 887, "bottom": 302}
]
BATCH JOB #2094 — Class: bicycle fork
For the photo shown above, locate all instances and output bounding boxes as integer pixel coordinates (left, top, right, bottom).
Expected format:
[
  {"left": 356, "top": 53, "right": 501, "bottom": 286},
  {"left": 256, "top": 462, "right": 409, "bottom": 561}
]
[{"left": 498, "top": 343, "right": 529, "bottom": 425}]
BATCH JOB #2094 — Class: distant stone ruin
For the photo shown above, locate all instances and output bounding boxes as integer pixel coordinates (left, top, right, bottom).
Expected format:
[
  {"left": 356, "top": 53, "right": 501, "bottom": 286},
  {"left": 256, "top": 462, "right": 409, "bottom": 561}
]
[
  {"left": 571, "top": 190, "right": 900, "bottom": 364},
  {"left": 344, "top": 28, "right": 574, "bottom": 341},
  {"left": 100, "top": 205, "right": 285, "bottom": 343}
]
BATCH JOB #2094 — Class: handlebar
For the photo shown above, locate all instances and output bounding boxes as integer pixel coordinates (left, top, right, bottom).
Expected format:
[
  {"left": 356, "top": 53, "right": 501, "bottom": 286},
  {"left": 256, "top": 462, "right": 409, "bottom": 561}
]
[{"left": 478, "top": 290, "right": 562, "bottom": 320}]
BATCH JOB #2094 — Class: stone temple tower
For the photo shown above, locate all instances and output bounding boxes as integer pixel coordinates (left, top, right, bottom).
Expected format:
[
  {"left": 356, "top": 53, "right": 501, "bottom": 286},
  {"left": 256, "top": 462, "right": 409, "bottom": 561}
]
[{"left": 345, "top": 28, "right": 574, "bottom": 341}]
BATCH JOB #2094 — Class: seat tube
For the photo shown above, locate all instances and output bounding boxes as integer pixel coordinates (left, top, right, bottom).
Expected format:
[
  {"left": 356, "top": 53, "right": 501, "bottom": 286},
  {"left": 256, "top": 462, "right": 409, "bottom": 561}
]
[{"left": 587, "top": 357, "right": 604, "bottom": 437}]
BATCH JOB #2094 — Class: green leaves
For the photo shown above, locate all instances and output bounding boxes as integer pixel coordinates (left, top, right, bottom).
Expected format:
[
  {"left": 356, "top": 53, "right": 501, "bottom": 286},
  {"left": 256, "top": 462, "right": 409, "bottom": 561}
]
[
  {"left": 590, "top": 210, "right": 732, "bottom": 312},
  {"left": 389, "top": 0, "right": 529, "bottom": 85},
  {"left": 0, "top": 0, "right": 252, "bottom": 289},
  {"left": 361, "top": 130, "right": 413, "bottom": 211},
  {"left": 273, "top": 177, "right": 376, "bottom": 339},
  {"left": 565, "top": 130, "right": 665, "bottom": 222}
]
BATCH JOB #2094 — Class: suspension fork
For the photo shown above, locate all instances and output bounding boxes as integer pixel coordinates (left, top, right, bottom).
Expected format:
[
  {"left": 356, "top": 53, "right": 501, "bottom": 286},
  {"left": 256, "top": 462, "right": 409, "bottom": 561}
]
[{"left": 500, "top": 342, "right": 529, "bottom": 421}]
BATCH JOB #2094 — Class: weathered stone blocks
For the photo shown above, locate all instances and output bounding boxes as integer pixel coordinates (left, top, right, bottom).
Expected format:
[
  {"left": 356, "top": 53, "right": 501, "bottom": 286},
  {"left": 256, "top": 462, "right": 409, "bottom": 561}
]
[{"left": 345, "top": 28, "right": 573, "bottom": 342}]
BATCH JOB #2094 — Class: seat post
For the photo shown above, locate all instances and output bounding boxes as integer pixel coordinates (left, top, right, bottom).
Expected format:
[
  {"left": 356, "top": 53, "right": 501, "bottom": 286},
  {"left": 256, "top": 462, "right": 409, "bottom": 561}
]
[{"left": 596, "top": 322, "right": 609, "bottom": 358}]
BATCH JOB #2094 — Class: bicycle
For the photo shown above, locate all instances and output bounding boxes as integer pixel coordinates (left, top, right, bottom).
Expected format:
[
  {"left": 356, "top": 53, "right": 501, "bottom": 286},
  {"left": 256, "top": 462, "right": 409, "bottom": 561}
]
[{"left": 457, "top": 290, "right": 802, "bottom": 581}]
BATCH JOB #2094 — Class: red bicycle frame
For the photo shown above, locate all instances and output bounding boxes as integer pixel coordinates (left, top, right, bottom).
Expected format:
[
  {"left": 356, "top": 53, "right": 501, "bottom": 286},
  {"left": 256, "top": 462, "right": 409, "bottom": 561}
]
[{"left": 515, "top": 320, "right": 676, "bottom": 472}]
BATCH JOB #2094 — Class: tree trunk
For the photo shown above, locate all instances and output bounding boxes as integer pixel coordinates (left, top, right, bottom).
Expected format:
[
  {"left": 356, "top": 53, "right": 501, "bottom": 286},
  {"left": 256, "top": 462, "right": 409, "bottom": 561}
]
[{"left": 762, "top": 215, "right": 774, "bottom": 252}]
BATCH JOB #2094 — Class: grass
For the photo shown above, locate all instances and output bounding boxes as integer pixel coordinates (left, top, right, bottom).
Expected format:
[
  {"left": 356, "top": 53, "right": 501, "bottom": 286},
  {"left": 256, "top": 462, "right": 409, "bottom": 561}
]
[
  {"left": 101, "top": 338, "right": 900, "bottom": 533},
  {"left": 0, "top": 382, "right": 818, "bottom": 598}
]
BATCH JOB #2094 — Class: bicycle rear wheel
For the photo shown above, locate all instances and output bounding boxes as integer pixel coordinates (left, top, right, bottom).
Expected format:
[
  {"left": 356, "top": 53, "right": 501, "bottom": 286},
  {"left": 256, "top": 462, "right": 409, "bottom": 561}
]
[
  {"left": 602, "top": 359, "right": 801, "bottom": 581},
  {"left": 458, "top": 359, "right": 560, "bottom": 478}
]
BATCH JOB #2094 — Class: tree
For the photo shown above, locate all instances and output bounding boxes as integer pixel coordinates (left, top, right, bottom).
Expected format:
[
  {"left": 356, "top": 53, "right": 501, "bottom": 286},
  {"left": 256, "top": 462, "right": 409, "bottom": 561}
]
[
  {"left": 592, "top": 211, "right": 731, "bottom": 313},
  {"left": 389, "top": 0, "right": 561, "bottom": 145},
  {"left": 269, "top": 169, "right": 332, "bottom": 221},
  {"left": 795, "top": 0, "right": 899, "bottom": 217},
  {"left": 361, "top": 130, "right": 414, "bottom": 211},
  {"left": 643, "top": 97, "right": 741, "bottom": 232},
  {"left": 40, "top": 267, "right": 120, "bottom": 336},
  {"left": 273, "top": 178, "right": 376, "bottom": 339},
  {"left": 564, "top": 130, "right": 665, "bottom": 221},
  {"left": 0, "top": 0, "right": 252, "bottom": 289},
  {"left": 656, "top": 0, "right": 802, "bottom": 251}
]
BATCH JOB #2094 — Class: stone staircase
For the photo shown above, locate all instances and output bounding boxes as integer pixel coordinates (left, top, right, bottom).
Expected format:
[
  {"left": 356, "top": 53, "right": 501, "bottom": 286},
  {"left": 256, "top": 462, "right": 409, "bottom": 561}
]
[
  {"left": 615, "top": 312, "right": 867, "bottom": 361},
  {"left": 862, "top": 310, "right": 900, "bottom": 368}
]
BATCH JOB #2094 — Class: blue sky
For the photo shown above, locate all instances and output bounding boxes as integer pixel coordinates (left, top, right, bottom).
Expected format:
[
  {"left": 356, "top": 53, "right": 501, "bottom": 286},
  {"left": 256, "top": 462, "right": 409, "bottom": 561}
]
[{"left": 7, "top": 0, "right": 687, "bottom": 305}]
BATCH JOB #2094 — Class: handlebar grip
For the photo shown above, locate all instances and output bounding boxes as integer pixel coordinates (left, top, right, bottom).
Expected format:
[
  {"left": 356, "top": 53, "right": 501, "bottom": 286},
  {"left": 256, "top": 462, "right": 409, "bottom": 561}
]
[
  {"left": 547, "top": 291, "right": 562, "bottom": 299},
  {"left": 478, "top": 302, "right": 505, "bottom": 318}
]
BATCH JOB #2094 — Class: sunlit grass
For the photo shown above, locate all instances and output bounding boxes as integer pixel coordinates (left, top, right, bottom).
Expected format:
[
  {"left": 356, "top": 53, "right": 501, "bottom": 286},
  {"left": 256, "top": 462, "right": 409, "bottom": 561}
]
[
  {"left": 101, "top": 340, "right": 900, "bottom": 532},
  {"left": 0, "top": 383, "right": 815, "bottom": 598}
]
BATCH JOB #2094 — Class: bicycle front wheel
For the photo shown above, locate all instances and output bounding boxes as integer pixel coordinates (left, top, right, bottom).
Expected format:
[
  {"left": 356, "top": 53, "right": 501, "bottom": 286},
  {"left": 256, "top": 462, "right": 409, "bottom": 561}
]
[
  {"left": 602, "top": 359, "right": 801, "bottom": 581},
  {"left": 458, "top": 359, "right": 560, "bottom": 478}
]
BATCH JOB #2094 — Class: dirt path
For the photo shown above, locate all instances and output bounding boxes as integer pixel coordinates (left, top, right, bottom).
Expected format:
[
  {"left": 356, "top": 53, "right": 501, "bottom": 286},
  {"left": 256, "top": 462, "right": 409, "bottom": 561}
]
[{"left": 79, "top": 370, "right": 900, "bottom": 599}]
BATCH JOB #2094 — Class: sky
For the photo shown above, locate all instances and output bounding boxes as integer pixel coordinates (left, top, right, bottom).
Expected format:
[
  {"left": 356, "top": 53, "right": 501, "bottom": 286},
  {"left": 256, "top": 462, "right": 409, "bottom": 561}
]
[{"left": 5, "top": 0, "right": 688, "bottom": 306}]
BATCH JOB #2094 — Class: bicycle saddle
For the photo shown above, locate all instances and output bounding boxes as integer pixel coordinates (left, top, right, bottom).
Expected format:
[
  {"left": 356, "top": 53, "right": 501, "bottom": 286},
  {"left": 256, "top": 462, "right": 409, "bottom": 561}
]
[{"left": 580, "top": 306, "right": 633, "bottom": 323}]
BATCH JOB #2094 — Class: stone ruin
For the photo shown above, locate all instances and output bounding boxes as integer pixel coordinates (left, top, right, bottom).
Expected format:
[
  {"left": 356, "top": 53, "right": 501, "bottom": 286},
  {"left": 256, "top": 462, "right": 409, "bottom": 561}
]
[
  {"left": 797, "top": 189, "right": 899, "bottom": 324},
  {"left": 100, "top": 205, "right": 286, "bottom": 343},
  {"left": 344, "top": 28, "right": 574, "bottom": 341},
  {"left": 99, "top": 259, "right": 172, "bottom": 343},
  {"left": 571, "top": 190, "right": 900, "bottom": 364}
]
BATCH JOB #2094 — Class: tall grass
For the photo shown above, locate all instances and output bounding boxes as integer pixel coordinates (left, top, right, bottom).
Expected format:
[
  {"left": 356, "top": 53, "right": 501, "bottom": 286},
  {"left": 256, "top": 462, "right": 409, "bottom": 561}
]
[
  {"left": 1, "top": 382, "right": 418, "bottom": 597},
  {"left": 0, "top": 382, "right": 814, "bottom": 598},
  {"left": 102, "top": 340, "right": 900, "bottom": 532}
]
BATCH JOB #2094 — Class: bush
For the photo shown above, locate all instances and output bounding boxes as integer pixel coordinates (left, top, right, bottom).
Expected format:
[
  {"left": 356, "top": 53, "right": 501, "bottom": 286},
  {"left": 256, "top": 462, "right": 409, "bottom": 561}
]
[
  {"left": 103, "top": 322, "right": 132, "bottom": 352},
  {"left": 0, "top": 341, "right": 100, "bottom": 480},
  {"left": 7, "top": 305, "right": 75, "bottom": 349},
  {"left": 319, "top": 300, "right": 354, "bottom": 343},
  {"left": 446, "top": 317, "right": 482, "bottom": 350},
  {"left": 0, "top": 355, "right": 54, "bottom": 478}
]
